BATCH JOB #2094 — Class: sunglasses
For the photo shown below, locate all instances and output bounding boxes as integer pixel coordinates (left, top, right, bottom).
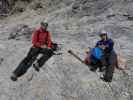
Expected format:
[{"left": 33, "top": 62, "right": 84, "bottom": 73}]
[{"left": 100, "top": 34, "right": 106, "bottom": 37}]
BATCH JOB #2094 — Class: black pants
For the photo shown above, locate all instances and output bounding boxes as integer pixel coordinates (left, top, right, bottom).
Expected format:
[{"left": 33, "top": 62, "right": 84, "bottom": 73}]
[
  {"left": 13, "top": 47, "right": 53, "bottom": 77},
  {"left": 90, "top": 51, "right": 117, "bottom": 82},
  {"left": 103, "top": 51, "right": 117, "bottom": 82},
  {"left": 90, "top": 56, "right": 106, "bottom": 71}
]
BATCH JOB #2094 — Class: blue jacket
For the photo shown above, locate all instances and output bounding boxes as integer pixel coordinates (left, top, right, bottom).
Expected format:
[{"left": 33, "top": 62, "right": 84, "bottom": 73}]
[{"left": 96, "top": 39, "right": 114, "bottom": 53}]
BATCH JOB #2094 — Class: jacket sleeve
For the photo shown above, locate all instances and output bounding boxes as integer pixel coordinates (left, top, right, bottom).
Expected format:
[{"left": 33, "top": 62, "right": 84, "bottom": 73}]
[
  {"left": 95, "top": 41, "right": 101, "bottom": 47},
  {"left": 104, "top": 39, "right": 114, "bottom": 53},
  {"left": 107, "top": 39, "right": 114, "bottom": 51},
  {"left": 32, "top": 30, "right": 41, "bottom": 47},
  {"left": 47, "top": 32, "right": 52, "bottom": 48}
]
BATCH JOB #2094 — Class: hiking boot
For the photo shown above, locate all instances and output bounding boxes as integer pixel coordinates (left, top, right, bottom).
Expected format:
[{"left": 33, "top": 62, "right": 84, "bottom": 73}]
[
  {"left": 90, "top": 67, "right": 97, "bottom": 72},
  {"left": 33, "top": 63, "right": 40, "bottom": 72},
  {"left": 10, "top": 73, "right": 17, "bottom": 81},
  {"left": 100, "top": 76, "right": 112, "bottom": 82},
  {"left": 99, "top": 66, "right": 106, "bottom": 72}
]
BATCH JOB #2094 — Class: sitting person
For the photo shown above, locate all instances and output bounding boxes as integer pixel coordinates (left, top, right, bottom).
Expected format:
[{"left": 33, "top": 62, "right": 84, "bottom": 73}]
[
  {"left": 84, "top": 30, "right": 117, "bottom": 82},
  {"left": 11, "top": 22, "right": 55, "bottom": 81}
]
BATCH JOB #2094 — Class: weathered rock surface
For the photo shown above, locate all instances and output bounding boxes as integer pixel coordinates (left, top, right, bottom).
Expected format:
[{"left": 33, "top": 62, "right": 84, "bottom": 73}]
[{"left": 0, "top": 0, "right": 133, "bottom": 100}]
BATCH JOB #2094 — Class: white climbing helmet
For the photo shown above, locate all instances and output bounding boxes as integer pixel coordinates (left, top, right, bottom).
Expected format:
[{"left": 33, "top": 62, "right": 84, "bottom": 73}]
[
  {"left": 100, "top": 30, "right": 108, "bottom": 35},
  {"left": 98, "top": 30, "right": 112, "bottom": 37}
]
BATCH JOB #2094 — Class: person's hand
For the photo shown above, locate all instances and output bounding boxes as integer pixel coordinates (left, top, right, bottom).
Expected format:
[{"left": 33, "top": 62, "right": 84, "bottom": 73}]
[
  {"left": 105, "top": 44, "right": 109, "bottom": 48},
  {"left": 99, "top": 45, "right": 106, "bottom": 50},
  {"left": 41, "top": 45, "right": 47, "bottom": 48},
  {"left": 82, "top": 60, "right": 85, "bottom": 64},
  {"left": 47, "top": 47, "right": 51, "bottom": 50},
  {"left": 32, "top": 46, "right": 36, "bottom": 48}
]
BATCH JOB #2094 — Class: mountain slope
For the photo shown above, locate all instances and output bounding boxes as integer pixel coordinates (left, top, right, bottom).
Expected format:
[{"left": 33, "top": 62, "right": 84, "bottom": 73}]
[{"left": 0, "top": 0, "right": 133, "bottom": 100}]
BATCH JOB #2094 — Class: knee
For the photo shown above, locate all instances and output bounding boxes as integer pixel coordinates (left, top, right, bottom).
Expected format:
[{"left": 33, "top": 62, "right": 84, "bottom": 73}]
[{"left": 22, "top": 55, "right": 32, "bottom": 63}]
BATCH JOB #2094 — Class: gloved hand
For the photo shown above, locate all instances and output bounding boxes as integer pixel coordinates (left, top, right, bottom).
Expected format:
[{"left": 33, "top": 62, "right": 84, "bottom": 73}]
[{"left": 99, "top": 45, "right": 106, "bottom": 50}]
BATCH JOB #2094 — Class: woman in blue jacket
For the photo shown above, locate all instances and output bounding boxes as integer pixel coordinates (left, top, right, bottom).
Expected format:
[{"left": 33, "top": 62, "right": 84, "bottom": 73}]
[{"left": 87, "top": 30, "right": 117, "bottom": 82}]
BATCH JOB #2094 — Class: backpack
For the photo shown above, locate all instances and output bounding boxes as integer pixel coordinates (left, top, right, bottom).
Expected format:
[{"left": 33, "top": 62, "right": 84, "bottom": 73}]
[
  {"left": 91, "top": 47, "right": 103, "bottom": 60},
  {"left": 52, "top": 42, "right": 59, "bottom": 51}
]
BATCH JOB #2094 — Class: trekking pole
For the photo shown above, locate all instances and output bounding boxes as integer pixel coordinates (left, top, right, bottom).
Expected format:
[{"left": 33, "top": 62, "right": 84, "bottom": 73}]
[{"left": 68, "top": 50, "right": 84, "bottom": 64}]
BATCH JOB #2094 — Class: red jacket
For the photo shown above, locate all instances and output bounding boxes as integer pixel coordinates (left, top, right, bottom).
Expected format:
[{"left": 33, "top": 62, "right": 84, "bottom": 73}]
[{"left": 32, "top": 27, "right": 52, "bottom": 48}]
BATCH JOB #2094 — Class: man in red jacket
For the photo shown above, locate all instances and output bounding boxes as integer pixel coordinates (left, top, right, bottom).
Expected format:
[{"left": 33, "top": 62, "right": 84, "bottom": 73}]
[
  {"left": 11, "top": 22, "right": 53, "bottom": 81},
  {"left": 32, "top": 22, "right": 52, "bottom": 49}
]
